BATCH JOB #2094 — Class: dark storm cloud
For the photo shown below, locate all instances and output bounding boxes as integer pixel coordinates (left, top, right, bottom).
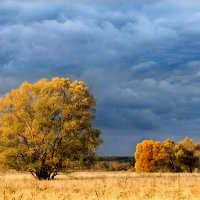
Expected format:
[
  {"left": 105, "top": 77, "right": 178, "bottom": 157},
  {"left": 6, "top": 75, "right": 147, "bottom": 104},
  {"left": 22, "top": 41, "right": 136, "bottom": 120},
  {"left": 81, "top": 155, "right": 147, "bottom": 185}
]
[{"left": 1, "top": 0, "right": 200, "bottom": 155}]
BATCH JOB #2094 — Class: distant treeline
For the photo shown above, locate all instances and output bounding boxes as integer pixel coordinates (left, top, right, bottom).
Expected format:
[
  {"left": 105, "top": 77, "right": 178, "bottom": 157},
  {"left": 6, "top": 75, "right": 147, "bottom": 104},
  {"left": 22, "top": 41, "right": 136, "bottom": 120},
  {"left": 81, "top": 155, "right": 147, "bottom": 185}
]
[
  {"left": 97, "top": 157, "right": 134, "bottom": 163},
  {"left": 92, "top": 157, "right": 134, "bottom": 171}
]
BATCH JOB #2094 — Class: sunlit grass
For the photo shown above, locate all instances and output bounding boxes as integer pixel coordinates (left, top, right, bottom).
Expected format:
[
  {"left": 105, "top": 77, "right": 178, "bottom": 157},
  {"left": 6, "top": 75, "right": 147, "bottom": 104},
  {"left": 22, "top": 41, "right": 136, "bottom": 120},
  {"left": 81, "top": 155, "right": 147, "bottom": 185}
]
[{"left": 0, "top": 171, "right": 199, "bottom": 200}]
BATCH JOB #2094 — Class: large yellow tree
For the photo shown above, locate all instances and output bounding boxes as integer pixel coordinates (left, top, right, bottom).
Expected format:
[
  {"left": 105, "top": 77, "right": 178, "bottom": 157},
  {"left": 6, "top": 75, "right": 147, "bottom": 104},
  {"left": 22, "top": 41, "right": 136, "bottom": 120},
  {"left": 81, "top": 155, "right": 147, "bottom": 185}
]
[{"left": 0, "top": 77, "right": 101, "bottom": 180}]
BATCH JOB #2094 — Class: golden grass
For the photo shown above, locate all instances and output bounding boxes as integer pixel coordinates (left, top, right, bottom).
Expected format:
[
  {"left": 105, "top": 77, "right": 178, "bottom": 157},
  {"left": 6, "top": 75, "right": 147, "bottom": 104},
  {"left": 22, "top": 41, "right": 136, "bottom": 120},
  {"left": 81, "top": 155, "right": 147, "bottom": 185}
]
[{"left": 0, "top": 171, "right": 199, "bottom": 200}]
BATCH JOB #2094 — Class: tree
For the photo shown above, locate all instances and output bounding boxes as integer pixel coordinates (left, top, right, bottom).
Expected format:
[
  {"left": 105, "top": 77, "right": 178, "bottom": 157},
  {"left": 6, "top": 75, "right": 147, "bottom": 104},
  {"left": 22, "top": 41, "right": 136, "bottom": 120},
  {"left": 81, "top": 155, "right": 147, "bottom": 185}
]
[
  {"left": 158, "top": 139, "right": 181, "bottom": 172},
  {"left": 134, "top": 138, "right": 200, "bottom": 173},
  {"left": 0, "top": 77, "right": 101, "bottom": 180},
  {"left": 175, "top": 137, "right": 200, "bottom": 172},
  {"left": 134, "top": 140, "right": 166, "bottom": 172}
]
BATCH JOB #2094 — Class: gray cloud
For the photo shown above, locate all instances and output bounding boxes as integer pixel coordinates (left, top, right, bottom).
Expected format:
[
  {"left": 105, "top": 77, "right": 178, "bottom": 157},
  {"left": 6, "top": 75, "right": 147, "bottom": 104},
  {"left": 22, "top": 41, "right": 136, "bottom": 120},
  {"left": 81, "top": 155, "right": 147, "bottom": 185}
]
[{"left": 1, "top": 1, "right": 200, "bottom": 155}]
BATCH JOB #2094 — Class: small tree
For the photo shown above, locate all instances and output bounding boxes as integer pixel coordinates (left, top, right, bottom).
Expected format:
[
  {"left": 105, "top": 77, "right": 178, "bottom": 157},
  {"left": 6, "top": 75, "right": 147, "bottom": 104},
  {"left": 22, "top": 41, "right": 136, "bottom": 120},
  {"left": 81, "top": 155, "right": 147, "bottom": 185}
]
[
  {"left": 175, "top": 137, "right": 200, "bottom": 172},
  {"left": 158, "top": 139, "right": 182, "bottom": 172},
  {"left": 0, "top": 77, "right": 101, "bottom": 180},
  {"left": 134, "top": 140, "right": 165, "bottom": 172}
]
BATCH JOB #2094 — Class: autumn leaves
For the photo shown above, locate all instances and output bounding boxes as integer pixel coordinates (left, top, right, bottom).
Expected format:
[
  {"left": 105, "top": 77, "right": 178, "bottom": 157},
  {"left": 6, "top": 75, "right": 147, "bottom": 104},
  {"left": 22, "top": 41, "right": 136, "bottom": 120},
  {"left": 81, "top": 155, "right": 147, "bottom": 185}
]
[
  {"left": 0, "top": 78, "right": 101, "bottom": 180},
  {"left": 135, "top": 138, "right": 200, "bottom": 173}
]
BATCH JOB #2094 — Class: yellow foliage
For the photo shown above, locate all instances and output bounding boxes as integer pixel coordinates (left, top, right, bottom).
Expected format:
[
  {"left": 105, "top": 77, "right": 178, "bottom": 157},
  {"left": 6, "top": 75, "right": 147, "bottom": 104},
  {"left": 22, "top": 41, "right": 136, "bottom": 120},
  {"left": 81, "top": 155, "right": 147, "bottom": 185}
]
[
  {"left": 135, "top": 138, "right": 200, "bottom": 173},
  {"left": 0, "top": 77, "right": 101, "bottom": 180},
  {"left": 135, "top": 140, "right": 172, "bottom": 172},
  {"left": 175, "top": 137, "right": 200, "bottom": 172}
]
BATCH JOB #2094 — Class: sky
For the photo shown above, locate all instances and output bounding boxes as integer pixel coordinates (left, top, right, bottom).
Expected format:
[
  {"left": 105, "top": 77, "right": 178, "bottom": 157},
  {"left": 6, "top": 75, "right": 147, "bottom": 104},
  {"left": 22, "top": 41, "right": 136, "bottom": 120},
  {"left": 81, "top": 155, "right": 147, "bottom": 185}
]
[{"left": 1, "top": 0, "right": 200, "bottom": 156}]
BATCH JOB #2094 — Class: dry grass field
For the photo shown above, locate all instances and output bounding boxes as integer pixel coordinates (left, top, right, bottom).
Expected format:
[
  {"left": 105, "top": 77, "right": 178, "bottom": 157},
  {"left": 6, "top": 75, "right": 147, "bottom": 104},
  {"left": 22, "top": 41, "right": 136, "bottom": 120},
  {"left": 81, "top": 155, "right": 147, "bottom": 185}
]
[{"left": 0, "top": 171, "right": 199, "bottom": 200}]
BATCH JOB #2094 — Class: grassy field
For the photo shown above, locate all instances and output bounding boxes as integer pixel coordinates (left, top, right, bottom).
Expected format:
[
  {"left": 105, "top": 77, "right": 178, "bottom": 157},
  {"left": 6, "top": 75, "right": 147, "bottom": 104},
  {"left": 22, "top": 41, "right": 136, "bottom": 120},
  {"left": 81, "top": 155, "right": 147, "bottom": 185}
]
[{"left": 0, "top": 171, "right": 199, "bottom": 200}]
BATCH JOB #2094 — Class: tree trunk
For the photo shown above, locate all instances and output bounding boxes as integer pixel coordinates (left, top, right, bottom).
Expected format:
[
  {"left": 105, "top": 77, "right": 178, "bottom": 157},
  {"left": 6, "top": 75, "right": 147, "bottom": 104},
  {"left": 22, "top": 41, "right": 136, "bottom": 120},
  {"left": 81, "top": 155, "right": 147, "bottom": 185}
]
[{"left": 35, "top": 166, "right": 52, "bottom": 180}]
